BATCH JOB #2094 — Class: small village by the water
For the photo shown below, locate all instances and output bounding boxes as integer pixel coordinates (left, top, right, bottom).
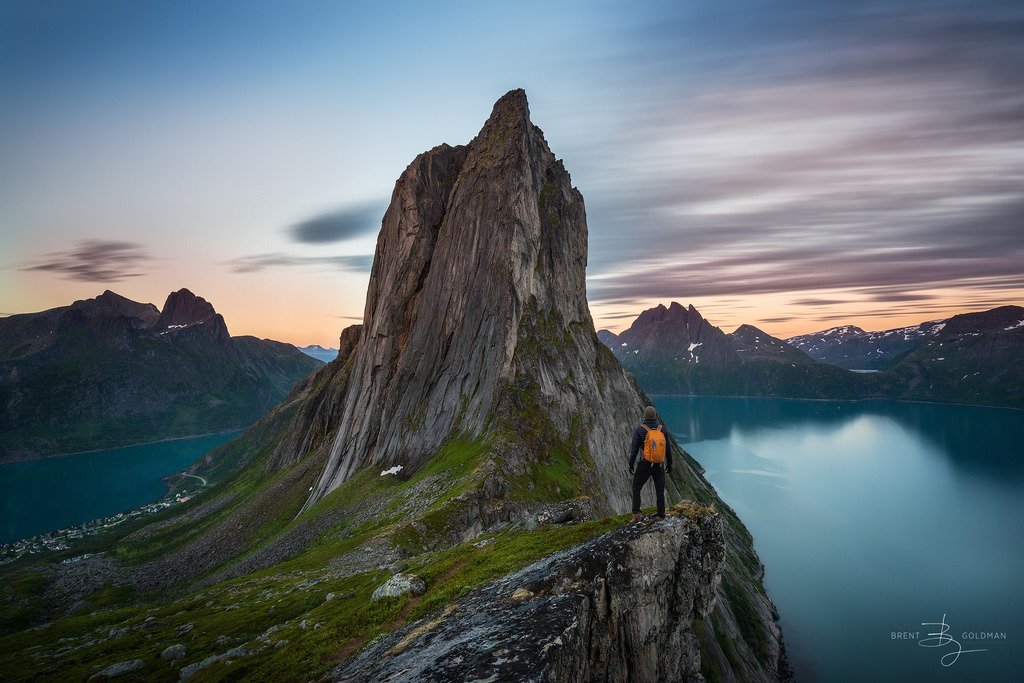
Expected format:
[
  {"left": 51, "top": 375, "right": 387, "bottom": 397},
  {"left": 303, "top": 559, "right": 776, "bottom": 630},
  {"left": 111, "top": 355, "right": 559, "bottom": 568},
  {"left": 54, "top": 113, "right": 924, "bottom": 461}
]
[{"left": 0, "top": 490, "right": 197, "bottom": 565}]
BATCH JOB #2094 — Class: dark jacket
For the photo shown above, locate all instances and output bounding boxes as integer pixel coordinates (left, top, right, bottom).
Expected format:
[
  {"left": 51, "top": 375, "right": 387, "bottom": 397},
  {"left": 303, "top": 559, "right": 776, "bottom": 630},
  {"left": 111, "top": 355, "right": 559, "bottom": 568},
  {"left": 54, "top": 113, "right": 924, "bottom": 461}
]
[{"left": 629, "top": 418, "right": 673, "bottom": 471}]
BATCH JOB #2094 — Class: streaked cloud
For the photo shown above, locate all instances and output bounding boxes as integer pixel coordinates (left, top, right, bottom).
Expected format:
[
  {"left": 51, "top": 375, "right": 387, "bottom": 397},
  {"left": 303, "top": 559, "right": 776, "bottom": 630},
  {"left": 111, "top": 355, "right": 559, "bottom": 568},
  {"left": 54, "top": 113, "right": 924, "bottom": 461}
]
[
  {"left": 287, "top": 202, "right": 386, "bottom": 245},
  {"left": 792, "top": 298, "right": 849, "bottom": 307},
  {"left": 22, "top": 240, "right": 151, "bottom": 282},
  {"left": 228, "top": 253, "right": 373, "bottom": 273},
  {"left": 585, "top": 0, "right": 1024, "bottom": 321}
]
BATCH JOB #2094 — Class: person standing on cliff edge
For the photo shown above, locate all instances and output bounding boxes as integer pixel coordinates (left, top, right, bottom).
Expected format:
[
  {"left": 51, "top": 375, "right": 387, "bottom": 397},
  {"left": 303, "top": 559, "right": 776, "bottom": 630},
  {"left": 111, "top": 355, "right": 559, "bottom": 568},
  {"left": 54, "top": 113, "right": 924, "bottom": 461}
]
[{"left": 629, "top": 405, "right": 672, "bottom": 522}]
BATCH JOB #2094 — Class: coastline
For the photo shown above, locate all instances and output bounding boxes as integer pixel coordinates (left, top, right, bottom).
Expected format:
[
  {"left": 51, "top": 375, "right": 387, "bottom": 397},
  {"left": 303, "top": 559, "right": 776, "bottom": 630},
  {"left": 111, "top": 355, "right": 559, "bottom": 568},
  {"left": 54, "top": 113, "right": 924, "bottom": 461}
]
[
  {"left": 0, "top": 427, "right": 246, "bottom": 465},
  {"left": 647, "top": 393, "right": 1024, "bottom": 413}
]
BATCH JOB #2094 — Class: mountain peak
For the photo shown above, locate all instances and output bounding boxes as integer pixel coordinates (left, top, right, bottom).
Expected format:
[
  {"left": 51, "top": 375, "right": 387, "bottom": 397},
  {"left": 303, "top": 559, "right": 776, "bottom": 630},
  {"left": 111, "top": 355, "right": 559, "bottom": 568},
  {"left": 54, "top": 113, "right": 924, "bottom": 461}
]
[
  {"left": 488, "top": 88, "right": 529, "bottom": 119},
  {"left": 155, "top": 289, "right": 219, "bottom": 330},
  {"left": 302, "top": 90, "right": 640, "bottom": 511},
  {"left": 70, "top": 290, "right": 159, "bottom": 324},
  {"left": 732, "top": 323, "right": 766, "bottom": 337}
]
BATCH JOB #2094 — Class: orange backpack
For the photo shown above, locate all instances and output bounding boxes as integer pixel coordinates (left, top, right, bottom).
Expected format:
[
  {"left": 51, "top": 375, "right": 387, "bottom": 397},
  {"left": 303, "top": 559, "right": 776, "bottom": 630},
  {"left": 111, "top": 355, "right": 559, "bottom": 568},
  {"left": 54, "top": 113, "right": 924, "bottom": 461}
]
[{"left": 642, "top": 424, "right": 667, "bottom": 463}]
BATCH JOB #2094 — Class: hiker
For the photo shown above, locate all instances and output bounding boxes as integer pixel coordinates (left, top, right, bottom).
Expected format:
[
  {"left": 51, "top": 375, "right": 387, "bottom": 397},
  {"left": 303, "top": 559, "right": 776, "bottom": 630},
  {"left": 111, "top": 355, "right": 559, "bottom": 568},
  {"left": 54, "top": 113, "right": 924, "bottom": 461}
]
[{"left": 629, "top": 405, "right": 672, "bottom": 522}]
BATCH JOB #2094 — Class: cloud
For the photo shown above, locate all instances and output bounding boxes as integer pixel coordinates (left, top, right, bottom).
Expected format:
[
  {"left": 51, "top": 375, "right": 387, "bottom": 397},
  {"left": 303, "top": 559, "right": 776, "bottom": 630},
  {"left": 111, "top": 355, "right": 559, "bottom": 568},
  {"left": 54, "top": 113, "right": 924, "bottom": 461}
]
[
  {"left": 865, "top": 292, "right": 936, "bottom": 303},
  {"left": 582, "top": 0, "right": 1024, "bottom": 313},
  {"left": 287, "top": 202, "right": 385, "bottom": 244},
  {"left": 228, "top": 253, "right": 373, "bottom": 273},
  {"left": 23, "top": 240, "right": 151, "bottom": 282},
  {"left": 792, "top": 298, "right": 849, "bottom": 307}
]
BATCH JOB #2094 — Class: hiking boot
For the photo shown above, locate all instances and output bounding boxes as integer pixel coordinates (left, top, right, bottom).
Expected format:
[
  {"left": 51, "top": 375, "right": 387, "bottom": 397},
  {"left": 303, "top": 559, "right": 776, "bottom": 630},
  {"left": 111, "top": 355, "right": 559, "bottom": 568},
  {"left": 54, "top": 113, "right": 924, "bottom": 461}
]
[{"left": 630, "top": 513, "right": 644, "bottom": 524}]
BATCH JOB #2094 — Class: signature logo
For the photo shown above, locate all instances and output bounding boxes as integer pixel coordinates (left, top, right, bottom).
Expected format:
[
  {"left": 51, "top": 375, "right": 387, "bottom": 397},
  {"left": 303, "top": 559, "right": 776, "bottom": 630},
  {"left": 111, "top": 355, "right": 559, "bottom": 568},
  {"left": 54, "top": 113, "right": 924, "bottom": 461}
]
[{"left": 918, "top": 613, "right": 988, "bottom": 667}]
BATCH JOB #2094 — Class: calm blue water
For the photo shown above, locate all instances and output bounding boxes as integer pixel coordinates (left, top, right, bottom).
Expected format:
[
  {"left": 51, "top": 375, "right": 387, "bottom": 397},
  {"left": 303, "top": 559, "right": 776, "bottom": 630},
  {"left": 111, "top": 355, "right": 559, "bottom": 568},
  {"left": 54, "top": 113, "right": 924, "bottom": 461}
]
[
  {"left": 656, "top": 397, "right": 1024, "bottom": 683},
  {"left": 0, "top": 432, "right": 239, "bottom": 544}
]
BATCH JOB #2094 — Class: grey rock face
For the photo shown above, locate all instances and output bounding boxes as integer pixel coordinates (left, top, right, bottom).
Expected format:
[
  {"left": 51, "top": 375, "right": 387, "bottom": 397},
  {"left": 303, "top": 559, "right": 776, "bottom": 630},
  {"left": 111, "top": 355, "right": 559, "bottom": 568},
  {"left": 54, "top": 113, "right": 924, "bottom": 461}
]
[
  {"left": 371, "top": 573, "right": 426, "bottom": 601},
  {"left": 304, "top": 89, "right": 654, "bottom": 513},
  {"left": 334, "top": 514, "right": 724, "bottom": 682}
]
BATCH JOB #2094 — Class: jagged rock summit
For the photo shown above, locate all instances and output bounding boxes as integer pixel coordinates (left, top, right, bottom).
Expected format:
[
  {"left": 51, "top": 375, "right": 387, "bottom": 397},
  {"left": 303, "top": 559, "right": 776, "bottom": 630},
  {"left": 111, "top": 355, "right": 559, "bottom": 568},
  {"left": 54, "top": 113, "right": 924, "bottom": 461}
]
[
  {"left": 304, "top": 89, "right": 644, "bottom": 512},
  {"left": 154, "top": 288, "right": 219, "bottom": 329},
  {"left": 603, "top": 301, "right": 738, "bottom": 369}
]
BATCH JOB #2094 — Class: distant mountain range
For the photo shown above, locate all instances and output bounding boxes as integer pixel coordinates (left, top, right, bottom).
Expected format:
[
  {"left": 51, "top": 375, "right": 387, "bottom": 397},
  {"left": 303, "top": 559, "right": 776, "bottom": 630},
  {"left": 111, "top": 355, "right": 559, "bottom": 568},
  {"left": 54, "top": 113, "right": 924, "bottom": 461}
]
[
  {"left": 599, "top": 303, "right": 1024, "bottom": 409},
  {"left": 786, "top": 320, "right": 946, "bottom": 370},
  {"left": 296, "top": 344, "right": 339, "bottom": 362},
  {"left": 0, "top": 289, "right": 323, "bottom": 460}
]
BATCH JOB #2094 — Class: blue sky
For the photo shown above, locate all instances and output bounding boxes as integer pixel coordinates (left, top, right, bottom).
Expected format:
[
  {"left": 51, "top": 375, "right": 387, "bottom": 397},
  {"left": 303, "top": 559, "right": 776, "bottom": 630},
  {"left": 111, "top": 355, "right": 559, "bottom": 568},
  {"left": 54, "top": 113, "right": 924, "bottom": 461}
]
[{"left": 2, "top": 0, "right": 1022, "bottom": 345}]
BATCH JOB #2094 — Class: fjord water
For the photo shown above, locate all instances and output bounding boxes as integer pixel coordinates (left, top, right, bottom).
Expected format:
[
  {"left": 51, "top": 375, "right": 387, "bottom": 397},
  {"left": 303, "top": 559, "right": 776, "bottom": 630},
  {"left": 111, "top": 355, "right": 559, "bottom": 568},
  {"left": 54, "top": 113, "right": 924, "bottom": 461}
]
[
  {"left": 658, "top": 397, "right": 1023, "bottom": 682},
  {"left": 0, "top": 432, "right": 239, "bottom": 544}
]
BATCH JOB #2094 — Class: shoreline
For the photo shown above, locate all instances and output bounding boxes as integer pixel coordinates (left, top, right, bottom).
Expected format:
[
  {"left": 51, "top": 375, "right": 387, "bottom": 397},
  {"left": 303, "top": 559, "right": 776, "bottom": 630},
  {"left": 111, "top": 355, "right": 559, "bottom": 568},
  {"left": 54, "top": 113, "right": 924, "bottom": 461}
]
[
  {"left": 646, "top": 394, "right": 1024, "bottom": 413},
  {"left": 0, "top": 427, "right": 246, "bottom": 465}
]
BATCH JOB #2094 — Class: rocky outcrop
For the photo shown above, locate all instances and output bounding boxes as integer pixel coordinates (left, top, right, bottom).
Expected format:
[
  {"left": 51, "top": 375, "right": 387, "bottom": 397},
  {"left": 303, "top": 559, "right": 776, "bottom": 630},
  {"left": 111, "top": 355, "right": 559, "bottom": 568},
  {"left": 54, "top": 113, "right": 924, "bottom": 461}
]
[
  {"left": 301, "top": 89, "right": 654, "bottom": 513},
  {"left": 154, "top": 288, "right": 218, "bottom": 329},
  {"left": 370, "top": 573, "right": 426, "bottom": 601},
  {"left": 334, "top": 514, "right": 725, "bottom": 683}
]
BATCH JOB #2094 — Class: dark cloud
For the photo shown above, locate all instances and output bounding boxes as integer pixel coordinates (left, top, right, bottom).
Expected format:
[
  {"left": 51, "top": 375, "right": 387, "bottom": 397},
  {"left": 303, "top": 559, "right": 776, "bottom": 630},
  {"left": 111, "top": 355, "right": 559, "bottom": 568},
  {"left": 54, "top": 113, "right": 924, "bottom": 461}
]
[
  {"left": 288, "top": 202, "right": 385, "bottom": 244},
  {"left": 596, "top": 312, "right": 645, "bottom": 320},
  {"left": 757, "top": 317, "right": 794, "bottom": 324},
  {"left": 229, "top": 253, "right": 373, "bottom": 273},
  {"left": 583, "top": 0, "right": 1024, "bottom": 313},
  {"left": 23, "top": 240, "right": 151, "bottom": 282}
]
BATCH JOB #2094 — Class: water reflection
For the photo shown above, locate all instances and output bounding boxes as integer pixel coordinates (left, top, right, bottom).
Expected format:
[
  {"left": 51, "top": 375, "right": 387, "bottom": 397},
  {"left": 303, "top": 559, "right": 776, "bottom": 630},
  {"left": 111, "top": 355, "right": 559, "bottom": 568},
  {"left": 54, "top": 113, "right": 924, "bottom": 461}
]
[
  {"left": 658, "top": 397, "right": 1024, "bottom": 481},
  {"left": 654, "top": 396, "right": 1023, "bottom": 682}
]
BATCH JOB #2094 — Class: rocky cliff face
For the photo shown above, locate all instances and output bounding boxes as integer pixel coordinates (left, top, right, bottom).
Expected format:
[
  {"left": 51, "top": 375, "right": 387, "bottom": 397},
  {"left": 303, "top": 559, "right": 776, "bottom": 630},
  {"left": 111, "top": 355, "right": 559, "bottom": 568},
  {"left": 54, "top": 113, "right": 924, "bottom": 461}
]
[
  {"left": 269, "top": 91, "right": 786, "bottom": 679},
  {"left": 302, "top": 90, "right": 649, "bottom": 513},
  {"left": 334, "top": 513, "right": 725, "bottom": 683}
]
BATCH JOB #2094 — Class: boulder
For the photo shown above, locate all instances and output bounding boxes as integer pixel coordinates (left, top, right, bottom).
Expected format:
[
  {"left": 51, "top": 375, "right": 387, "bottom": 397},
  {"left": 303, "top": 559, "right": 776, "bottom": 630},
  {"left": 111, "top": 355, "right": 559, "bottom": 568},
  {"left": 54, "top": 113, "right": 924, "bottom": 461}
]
[
  {"left": 160, "top": 644, "right": 187, "bottom": 660},
  {"left": 91, "top": 659, "right": 145, "bottom": 679},
  {"left": 371, "top": 573, "right": 426, "bottom": 601}
]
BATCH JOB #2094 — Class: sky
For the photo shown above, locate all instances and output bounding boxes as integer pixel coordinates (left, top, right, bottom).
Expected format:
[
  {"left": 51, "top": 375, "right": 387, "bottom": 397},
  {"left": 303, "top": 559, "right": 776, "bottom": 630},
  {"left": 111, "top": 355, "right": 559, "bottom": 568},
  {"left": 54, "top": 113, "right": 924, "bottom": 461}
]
[{"left": 2, "top": 0, "right": 1022, "bottom": 346}]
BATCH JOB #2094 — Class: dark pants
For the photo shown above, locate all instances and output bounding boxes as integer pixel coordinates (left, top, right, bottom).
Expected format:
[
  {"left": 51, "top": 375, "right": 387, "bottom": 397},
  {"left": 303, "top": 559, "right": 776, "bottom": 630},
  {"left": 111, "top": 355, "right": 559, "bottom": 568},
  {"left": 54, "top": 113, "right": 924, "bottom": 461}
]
[{"left": 631, "top": 460, "right": 665, "bottom": 516}]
